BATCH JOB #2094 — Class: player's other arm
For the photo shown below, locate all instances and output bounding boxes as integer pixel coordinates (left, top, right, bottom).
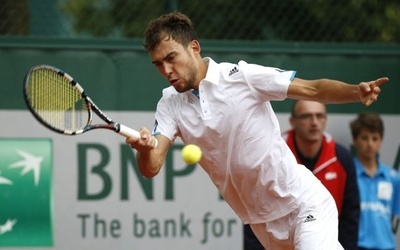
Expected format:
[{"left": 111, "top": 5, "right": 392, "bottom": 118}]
[
  {"left": 287, "top": 77, "right": 388, "bottom": 106},
  {"left": 126, "top": 128, "right": 170, "bottom": 178}
]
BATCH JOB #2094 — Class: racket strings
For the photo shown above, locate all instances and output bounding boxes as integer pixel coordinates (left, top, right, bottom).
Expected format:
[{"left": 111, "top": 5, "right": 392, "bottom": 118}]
[{"left": 28, "top": 69, "right": 89, "bottom": 132}]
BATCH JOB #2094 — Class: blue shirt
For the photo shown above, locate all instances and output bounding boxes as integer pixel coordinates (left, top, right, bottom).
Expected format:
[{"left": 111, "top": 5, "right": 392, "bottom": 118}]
[{"left": 354, "top": 157, "right": 400, "bottom": 250}]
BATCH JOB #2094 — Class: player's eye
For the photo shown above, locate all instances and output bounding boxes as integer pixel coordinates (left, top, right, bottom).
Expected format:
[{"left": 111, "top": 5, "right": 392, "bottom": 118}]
[{"left": 166, "top": 55, "right": 175, "bottom": 62}]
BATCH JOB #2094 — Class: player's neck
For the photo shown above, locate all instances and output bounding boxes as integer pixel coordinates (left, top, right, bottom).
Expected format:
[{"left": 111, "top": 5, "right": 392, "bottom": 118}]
[{"left": 198, "top": 57, "right": 209, "bottom": 87}]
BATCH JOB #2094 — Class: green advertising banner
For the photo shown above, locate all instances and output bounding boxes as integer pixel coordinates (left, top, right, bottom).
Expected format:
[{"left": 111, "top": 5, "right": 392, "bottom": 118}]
[{"left": 0, "top": 139, "right": 53, "bottom": 246}]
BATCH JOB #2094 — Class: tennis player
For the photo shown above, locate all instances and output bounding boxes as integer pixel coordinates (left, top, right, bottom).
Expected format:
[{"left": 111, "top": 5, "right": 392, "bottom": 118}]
[{"left": 126, "top": 12, "right": 388, "bottom": 249}]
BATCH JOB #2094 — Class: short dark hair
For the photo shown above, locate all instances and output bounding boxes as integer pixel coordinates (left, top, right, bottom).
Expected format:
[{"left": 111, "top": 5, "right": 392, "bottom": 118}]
[
  {"left": 143, "top": 12, "right": 198, "bottom": 51},
  {"left": 350, "top": 113, "right": 384, "bottom": 139}
]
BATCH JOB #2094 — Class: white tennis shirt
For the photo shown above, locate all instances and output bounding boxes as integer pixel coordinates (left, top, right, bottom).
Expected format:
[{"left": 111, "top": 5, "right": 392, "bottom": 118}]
[{"left": 153, "top": 57, "right": 323, "bottom": 224}]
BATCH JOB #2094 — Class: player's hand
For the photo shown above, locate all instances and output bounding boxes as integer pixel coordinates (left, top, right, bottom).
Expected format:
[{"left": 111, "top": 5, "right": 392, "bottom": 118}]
[
  {"left": 125, "top": 127, "right": 158, "bottom": 151},
  {"left": 358, "top": 77, "right": 389, "bottom": 106}
]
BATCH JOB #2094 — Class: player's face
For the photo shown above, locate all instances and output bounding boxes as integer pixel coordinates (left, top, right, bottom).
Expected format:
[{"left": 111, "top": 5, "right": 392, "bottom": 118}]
[
  {"left": 353, "top": 129, "right": 382, "bottom": 162},
  {"left": 290, "top": 100, "right": 327, "bottom": 143},
  {"left": 149, "top": 38, "right": 199, "bottom": 93}
]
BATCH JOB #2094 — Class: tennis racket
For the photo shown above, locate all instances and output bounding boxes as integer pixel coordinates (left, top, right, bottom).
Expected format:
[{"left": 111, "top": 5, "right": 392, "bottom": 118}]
[{"left": 23, "top": 65, "right": 158, "bottom": 148}]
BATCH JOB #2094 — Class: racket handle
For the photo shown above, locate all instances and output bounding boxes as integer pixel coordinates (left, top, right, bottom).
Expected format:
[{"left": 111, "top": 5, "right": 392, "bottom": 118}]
[
  {"left": 118, "top": 124, "right": 140, "bottom": 138},
  {"left": 118, "top": 124, "right": 158, "bottom": 149}
]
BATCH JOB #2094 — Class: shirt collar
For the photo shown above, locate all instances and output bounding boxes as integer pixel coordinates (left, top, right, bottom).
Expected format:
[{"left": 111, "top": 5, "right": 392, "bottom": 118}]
[
  {"left": 202, "top": 57, "right": 220, "bottom": 85},
  {"left": 184, "top": 57, "right": 219, "bottom": 103},
  {"left": 354, "top": 157, "right": 386, "bottom": 178}
]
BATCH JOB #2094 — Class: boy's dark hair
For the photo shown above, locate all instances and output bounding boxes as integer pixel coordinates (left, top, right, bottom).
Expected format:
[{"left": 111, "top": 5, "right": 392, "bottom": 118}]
[
  {"left": 143, "top": 12, "right": 198, "bottom": 51},
  {"left": 350, "top": 113, "right": 384, "bottom": 139}
]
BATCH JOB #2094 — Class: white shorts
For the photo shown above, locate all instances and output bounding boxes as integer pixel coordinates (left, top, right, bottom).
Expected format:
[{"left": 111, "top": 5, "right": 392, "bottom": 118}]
[{"left": 249, "top": 188, "right": 344, "bottom": 250}]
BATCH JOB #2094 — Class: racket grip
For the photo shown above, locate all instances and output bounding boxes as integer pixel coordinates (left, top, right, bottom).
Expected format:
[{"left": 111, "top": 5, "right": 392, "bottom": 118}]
[
  {"left": 118, "top": 124, "right": 140, "bottom": 138},
  {"left": 118, "top": 124, "right": 158, "bottom": 149}
]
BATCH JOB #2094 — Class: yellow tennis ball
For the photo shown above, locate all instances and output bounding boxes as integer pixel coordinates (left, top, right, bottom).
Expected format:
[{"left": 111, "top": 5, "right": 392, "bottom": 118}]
[{"left": 181, "top": 144, "right": 202, "bottom": 164}]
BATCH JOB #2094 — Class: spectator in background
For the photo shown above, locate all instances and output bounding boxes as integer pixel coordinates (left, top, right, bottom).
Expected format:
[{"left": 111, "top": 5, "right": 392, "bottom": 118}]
[
  {"left": 244, "top": 100, "right": 360, "bottom": 250},
  {"left": 350, "top": 113, "right": 400, "bottom": 250}
]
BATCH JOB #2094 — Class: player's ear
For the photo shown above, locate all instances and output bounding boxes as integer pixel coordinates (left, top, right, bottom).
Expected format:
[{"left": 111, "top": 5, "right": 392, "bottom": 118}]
[{"left": 189, "top": 40, "right": 201, "bottom": 55}]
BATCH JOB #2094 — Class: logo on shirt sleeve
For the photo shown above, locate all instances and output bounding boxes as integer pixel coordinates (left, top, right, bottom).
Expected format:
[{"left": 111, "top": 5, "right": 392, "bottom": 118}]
[{"left": 228, "top": 66, "right": 239, "bottom": 76}]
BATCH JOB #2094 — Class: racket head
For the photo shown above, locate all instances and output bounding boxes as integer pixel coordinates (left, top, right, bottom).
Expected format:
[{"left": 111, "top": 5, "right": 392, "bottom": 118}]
[{"left": 23, "top": 65, "right": 92, "bottom": 135}]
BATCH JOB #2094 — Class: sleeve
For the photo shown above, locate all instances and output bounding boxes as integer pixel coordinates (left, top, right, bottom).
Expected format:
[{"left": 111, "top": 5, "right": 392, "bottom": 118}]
[
  {"left": 238, "top": 60, "right": 296, "bottom": 101},
  {"left": 152, "top": 89, "right": 179, "bottom": 142},
  {"left": 336, "top": 144, "right": 360, "bottom": 250}
]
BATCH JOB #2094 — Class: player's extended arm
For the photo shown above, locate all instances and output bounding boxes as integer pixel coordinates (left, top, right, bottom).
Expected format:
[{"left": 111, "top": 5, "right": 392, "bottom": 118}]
[
  {"left": 125, "top": 128, "right": 170, "bottom": 178},
  {"left": 287, "top": 77, "right": 389, "bottom": 106}
]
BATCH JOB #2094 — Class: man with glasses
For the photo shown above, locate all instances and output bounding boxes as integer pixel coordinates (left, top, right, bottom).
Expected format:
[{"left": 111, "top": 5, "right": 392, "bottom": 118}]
[{"left": 284, "top": 100, "right": 360, "bottom": 249}]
